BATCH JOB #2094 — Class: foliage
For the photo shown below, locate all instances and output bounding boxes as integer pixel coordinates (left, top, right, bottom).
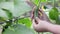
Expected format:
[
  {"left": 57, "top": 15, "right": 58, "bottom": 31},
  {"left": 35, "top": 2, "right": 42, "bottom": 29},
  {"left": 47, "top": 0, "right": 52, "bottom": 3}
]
[
  {"left": 0, "top": 0, "right": 33, "bottom": 34},
  {"left": 49, "top": 7, "right": 59, "bottom": 20},
  {"left": 2, "top": 8, "right": 13, "bottom": 19},
  {"left": 30, "top": 0, "right": 47, "bottom": 6},
  {"left": 3, "top": 24, "right": 35, "bottom": 34},
  {"left": 49, "top": 7, "right": 60, "bottom": 24},
  {"left": 18, "top": 18, "right": 32, "bottom": 28},
  {"left": 0, "top": 0, "right": 60, "bottom": 34}
]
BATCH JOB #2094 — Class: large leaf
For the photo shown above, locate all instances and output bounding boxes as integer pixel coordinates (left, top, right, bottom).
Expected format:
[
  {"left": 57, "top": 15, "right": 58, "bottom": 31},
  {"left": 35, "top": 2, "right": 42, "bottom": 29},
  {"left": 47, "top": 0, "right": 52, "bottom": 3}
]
[
  {"left": 14, "top": 0, "right": 32, "bottom": 17},
  {"left": 0, "top": 0, "right": 32, "bottom": 19},
  {"left": 3, "top": 24, "right": 35, "bottom": 34},
  {"left": 18, "top": 18, "right": 32, "bottom": 28}
]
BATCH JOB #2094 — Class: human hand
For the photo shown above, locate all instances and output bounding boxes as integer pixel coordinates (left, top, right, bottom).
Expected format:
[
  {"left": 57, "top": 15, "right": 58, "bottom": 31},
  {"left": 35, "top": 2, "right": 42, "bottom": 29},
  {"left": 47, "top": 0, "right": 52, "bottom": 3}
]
[
  {"left": 31, "top": 7, "right": 51, "bottom": 32},
  {"left": 32, "top": 17, "right": 51, "bottom": 32}
]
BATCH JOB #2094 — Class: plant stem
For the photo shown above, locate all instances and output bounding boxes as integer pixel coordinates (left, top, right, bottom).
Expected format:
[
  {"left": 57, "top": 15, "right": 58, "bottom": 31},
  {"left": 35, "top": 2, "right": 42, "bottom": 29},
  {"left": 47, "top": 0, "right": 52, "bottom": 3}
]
[{"left": 53, "top": 0, "right": 55, "bottom": 7}]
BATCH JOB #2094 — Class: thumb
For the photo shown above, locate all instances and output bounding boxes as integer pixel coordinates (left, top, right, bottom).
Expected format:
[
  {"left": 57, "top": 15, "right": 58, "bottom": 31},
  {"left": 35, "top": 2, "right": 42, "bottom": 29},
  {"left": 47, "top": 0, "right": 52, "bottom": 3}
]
[{"left": 32, "top": 19, "right": 37, "bottom": 27}]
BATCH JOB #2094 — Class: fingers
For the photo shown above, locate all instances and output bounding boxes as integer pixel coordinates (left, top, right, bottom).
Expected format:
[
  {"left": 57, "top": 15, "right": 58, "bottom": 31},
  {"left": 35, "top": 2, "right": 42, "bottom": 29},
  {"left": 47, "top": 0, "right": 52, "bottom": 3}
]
[
  {"left": 32, "top": 19, "right": 37, "bottom": 27},
  {"left": 30, "top": 11, "right": 34, "bottom": 20},
  {"left": 31, "top": 6, "right": 36, "bottom": 20}
]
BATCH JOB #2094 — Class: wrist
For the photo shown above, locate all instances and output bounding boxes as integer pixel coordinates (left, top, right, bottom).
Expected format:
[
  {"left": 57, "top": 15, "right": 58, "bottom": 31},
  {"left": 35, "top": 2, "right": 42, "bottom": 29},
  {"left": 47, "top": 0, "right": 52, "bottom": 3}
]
[
  {"left": 44, "top": 22, "right": 54, "bottom": 32},
  {"left": 45, "top": 23, "right": 60, "bottom": 34}
]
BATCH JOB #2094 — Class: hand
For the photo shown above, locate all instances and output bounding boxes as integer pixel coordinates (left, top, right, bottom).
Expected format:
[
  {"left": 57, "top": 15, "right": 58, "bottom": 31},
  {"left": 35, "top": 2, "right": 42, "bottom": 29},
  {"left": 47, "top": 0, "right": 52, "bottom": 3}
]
[
  {"left": 32, "top": 17, "right": 50, "bottom": 32},
  {"left": 31, "top": 7, "right": 51, "bottom": 32}
]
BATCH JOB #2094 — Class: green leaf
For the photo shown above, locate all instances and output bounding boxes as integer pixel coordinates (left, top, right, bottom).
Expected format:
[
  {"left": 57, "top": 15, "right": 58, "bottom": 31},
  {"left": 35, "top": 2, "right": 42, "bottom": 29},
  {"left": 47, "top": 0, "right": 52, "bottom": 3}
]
[
  {"left": 31, "top": 0, "right": 39, "bottom": 6},
  {"left": 0, "top": 0, "right": 31, "bottom": 18},
  {"left": 30, "top": 0, "right": 47, "bottom": 6},
  {"left": 18, "top": 18, "right": 32, "bottom": 28},
  {"left": 49, "top": 7, "right": 59, "bottom": 20},
  {"left": 14, "top": 0, "right": 32, "bottom": 17},
  {"left": 3, "top": 24, "right": 35, "bottom": 34},
  {"left": 41, "top": 0, "right": 47, "bottom": 2},
  {"left": 2, "top": 8, "right": 13, "bottom": 19}
]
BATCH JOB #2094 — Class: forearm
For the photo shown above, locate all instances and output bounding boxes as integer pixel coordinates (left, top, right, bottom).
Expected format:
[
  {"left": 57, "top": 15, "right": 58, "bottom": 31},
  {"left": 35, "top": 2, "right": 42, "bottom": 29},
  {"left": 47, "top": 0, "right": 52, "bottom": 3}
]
[{"left": 46, "top": 23, "right": 60, "bottom": 34}]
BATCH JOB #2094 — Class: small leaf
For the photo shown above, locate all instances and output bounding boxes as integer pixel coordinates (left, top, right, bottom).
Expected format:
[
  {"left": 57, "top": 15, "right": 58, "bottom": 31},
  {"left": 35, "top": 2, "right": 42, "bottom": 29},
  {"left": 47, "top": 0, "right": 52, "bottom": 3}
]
[
  {"left": 30, "top": 0, "right": 47, "bottom": 6},
  {"left": 2, "top": 8, "right": 13, "bottom": 19}
]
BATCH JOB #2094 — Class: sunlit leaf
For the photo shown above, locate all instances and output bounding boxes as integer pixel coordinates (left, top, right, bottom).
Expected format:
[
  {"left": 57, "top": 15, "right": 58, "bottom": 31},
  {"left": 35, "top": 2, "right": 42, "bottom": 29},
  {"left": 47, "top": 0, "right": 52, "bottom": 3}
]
[
  {"left": 30, "top": 0, "right": 39, "bottom": 6},
  {"left": 41, "top": 0, "right": 47, "bottom": 2},
  {"left": 18, "top": 18, "right": 32, "bottom": 28},
  {"left": 30, "top": 0, "right": 47, "bottom": 6}
]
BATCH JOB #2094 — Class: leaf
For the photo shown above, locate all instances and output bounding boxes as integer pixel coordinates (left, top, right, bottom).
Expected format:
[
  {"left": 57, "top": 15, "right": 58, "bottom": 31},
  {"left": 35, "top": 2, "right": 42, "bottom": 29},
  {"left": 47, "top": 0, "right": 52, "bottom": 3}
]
[
  {"left": 30, "top": 0, "right": 39, "bottom": 6},
  {"left": 14, "top": 0, "right": 32, "bottom": 17},
  {"left": 30, "top": 0, "right": 47, "bottom": 6},
  {"left": 41, "top": 0, "right": 47, "bottom": 2},
  {"left": 18, "top": 18, "right": 32, "bottom": 28},
  {"left": 2, "top": 8, "right": 13, "bottom": 19},
  {"left": 0, "top": 1, "right": 13, "bottom": 19},
  {"left": 49, "top": 7, "right": 59, "bottom": 20},
  {"left": 0, "top": 0, "right": 31, "bottom": 18},
  {"left": 3, "top": 24, "right": 35, "bottom": 34}
]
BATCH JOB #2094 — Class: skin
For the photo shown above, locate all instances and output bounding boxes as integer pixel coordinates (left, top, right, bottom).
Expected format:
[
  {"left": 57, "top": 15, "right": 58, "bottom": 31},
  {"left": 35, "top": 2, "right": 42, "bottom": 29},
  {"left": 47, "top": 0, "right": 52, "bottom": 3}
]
[
  {"left": 26, "top": 0, "right": 60, "bottom": 33},
  {"left": 30, "top": 5, "right": 60, "bottom": 34},
  {"left": 32, "top": 18, "right": 60, "bottom": 34}
]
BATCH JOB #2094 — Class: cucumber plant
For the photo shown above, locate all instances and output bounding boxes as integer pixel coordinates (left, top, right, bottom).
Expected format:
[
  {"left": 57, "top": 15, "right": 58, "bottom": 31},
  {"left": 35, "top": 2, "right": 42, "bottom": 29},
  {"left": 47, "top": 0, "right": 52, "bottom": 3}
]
[
  {"left": 30, "top": 0, "right": 47, "bottom": 34},
  {"left": 30, "top": 0, "right": 47, "bottom": 19}
]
